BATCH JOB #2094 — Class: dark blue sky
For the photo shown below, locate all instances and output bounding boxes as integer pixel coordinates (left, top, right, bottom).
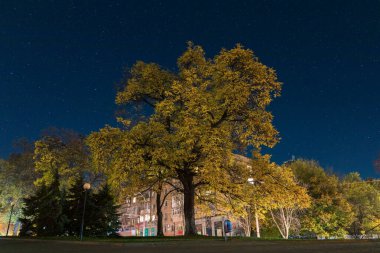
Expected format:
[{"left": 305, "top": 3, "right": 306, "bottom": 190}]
[{"left": 1, "top": 0, "right": 379, "bottom": 178}]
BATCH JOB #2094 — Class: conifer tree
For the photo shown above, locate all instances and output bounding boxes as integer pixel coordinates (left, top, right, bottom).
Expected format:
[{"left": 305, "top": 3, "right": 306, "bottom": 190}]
[
  {"left": 19, "top": 174, "right": 67, "bottom": 236},
  {"left": 87, "top": 184, "right": 120, "bottom": 236},
  {"left": 65, "top": 177, "right": 120, "bottom": 237}
]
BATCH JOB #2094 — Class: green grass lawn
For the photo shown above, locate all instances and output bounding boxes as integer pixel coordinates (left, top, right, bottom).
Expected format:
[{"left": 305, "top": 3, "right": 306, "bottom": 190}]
[
  {"left": 1, "top": 236, "right": 379, "bottom": 253},
  {"left": 2, "top": 235, "right": 378, "bottom": 243}
]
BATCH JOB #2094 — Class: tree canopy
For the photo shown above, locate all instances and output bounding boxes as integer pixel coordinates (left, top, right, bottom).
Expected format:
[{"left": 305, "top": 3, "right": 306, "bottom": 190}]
[
  {"left": 289, "top": 160, "right": 354, "bottom": 238},
  {"left": 34, "top": 128, "right": 89, "bottom": 191},
  {"left": 88, "top": 43, "right": 282, "bottom": 235}
]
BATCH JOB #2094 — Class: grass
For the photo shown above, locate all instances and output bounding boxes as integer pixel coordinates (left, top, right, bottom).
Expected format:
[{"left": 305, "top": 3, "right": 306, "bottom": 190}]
[
  {"left": 2, "top": 235, "right": 379, "bottom": 244},
  {"left": 2, "top": 235, "right": 228, "bottom": 243}
]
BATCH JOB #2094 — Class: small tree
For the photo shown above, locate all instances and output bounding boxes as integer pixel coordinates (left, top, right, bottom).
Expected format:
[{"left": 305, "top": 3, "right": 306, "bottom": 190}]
[{"left": 264, "top": 165, "right": 310, "bottom": 239}]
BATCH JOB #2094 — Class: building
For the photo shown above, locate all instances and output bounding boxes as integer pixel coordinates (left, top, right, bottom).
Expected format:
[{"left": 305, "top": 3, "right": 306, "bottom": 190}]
[
  {"left": 117, "top": 155, "right": 251, "bottom": 237},
  {"left": 117, "top": 185, "right": 246, "bottom": 237}
]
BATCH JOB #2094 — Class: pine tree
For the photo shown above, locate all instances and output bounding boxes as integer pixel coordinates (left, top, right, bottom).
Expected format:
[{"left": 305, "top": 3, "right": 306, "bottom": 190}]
[
  {"left": 65, "top": 178, "right": 120, "bottom": 237},
  {"left": 87, "top": 184, "right": 120, "bottom": 236},
  {"left": 19, "top": 174, "right": 67, "bottom": 236},
  {"left": 64, "top": 176, "right": 88, "bottom": 236}
]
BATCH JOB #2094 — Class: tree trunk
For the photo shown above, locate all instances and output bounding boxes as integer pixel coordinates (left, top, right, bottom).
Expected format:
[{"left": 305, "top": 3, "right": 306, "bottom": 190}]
[
  {"left": 245, "top": 206, "right": 251, "bottom": 237},
  {"left": 285, "top": 225, "right": 289, "bottom": 239},
  {"left": 156, "top": 191, "right": 164, "bottom": 236},
  {"left": 254, "top": 204, "right": 261, "bottom": 238},
  {"left": 182, "top": 175, "right": 197, "bottom": 235}
]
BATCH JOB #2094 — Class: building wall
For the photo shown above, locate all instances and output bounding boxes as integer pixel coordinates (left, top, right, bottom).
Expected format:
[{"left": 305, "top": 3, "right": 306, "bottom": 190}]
[{"left": 117, "top": 185, "right": 244, "bottom": 237}]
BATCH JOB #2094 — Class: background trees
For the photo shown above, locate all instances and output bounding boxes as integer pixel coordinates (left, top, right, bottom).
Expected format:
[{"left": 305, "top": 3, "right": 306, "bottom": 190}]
[
  {"left": 19, "top": 174, "right": 66, "bottom": 236},
  {"left": 342, "top": 172, "right": 380, "bottom": 237},
  {"left": 34, "top": 128, "right": 89, "bottom": 190},
  {"left": 0, "top": 139, "right": 37, "bottom": 234},
  {"left": 16, "top": 128, "right": 119, "bottom": 237},
  {"left": 243, "top": 156, "right": 310, "bottom": 239},
  {"left": 20, "top": 175, "right": 119, "bottom": 237},
  {"left": 289, "top": 160, "right": 354, "bottom": 238}
]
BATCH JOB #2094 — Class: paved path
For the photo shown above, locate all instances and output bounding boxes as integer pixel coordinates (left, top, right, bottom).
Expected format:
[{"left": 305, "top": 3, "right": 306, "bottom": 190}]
[{"left": 0, "top": 238, "right": 379, "bottom": 253}]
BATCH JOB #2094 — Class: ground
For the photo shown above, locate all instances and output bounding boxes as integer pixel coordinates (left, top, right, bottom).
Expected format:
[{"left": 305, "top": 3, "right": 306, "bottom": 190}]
[{"left": 0, "top": 237, "right": 379, "bottom": 253}]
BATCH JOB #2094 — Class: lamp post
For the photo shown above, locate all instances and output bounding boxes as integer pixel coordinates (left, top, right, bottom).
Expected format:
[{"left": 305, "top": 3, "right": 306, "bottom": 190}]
[
  {"left": 80, "top": 183, "right": 91, "bottom": 241},
  {"left": 6, "top": 197, "right": 14, "bottom": 237}
]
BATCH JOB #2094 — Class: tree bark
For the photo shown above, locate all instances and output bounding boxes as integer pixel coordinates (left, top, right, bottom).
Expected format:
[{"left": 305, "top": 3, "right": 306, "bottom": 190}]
[
  {"left": 245, "top": 206, "right": 252, "bottom": 237},
  {"left": 156, "top": 191, "right": 164, "bottom": 236},
  {"left": 254, "top": 204, "right": 261, "bottom": 238},
  {"left": 182, "top": 175, "right": 197, "bottom": 235}
]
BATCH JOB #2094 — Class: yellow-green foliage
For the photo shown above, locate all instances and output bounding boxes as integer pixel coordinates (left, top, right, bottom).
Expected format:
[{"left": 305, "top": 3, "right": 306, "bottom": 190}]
[
  {"left": 88, "top": 43, "right": 282, "bottom": 234},
  {"left": 343, "top": 172, "right": 380, "bottom": 235},
  {"left": 289, "top": 160, "right": 354, "bottom": 237},
  {"left": 34, "top": 130, "right": 88, "bottom": 190}
]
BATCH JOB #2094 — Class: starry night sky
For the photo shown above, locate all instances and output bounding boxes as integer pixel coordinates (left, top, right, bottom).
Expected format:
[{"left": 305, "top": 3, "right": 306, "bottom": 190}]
[{"left": 1, "top": 0, "right": 379, "bottom": 178}]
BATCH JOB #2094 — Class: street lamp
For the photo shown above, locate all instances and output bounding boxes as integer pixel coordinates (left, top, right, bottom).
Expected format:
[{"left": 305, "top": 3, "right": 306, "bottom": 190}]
[
  {"left": 6, "top": 197, "right": 14, "bottom": 237},
  {"left": 80, "top": 182, "right": 91, "bottom": 241}
]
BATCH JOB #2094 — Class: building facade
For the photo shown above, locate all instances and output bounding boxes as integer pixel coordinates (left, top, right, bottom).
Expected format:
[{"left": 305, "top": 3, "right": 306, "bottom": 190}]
[
  {"left": 117, "top": 187, "right": 245, "bottom": 237},
  {"left": 117, "top": 155, "right": 251, "bottom": 237}
]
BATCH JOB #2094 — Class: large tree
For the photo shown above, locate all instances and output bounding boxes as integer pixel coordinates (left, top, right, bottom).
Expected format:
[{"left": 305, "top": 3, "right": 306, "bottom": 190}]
[{"left": 90, "top": 43, "right": 281, "bottom": 235}]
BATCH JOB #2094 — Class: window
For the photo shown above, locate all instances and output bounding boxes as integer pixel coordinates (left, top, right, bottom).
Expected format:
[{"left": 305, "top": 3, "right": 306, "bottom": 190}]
[{"left": 132, "top": 197, "right": 136, "bottom": 203}]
